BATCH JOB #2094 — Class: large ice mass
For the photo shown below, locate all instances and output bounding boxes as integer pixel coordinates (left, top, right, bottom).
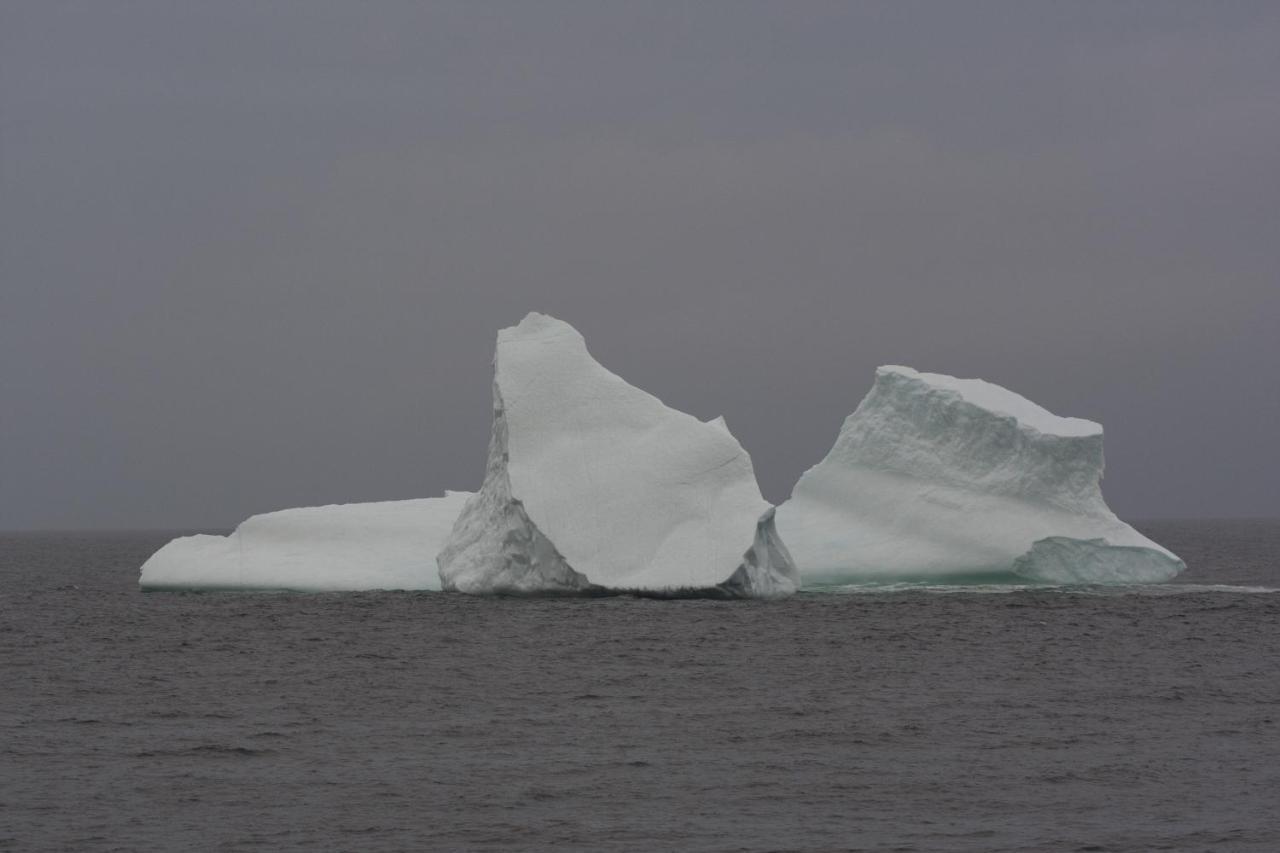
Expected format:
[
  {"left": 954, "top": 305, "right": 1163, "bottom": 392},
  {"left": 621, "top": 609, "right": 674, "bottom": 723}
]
[
  {"left": 437, "top": 312, "right": 798, "bottom": 598},
  {"left": 139, "top": 313, "right": 1184, "bottom": 595},
  {"left": 775, "top": 366, "right": 1183, "bottom": 585},
  {"left": 139, "top": 493, "right": 471, "bottom": 591}
]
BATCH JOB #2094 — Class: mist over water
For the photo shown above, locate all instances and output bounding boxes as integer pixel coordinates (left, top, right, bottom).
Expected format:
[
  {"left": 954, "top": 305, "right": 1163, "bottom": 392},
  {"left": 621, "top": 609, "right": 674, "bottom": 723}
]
[{"left": 3, "top": 520, "right": 1278, "bottom": 851}]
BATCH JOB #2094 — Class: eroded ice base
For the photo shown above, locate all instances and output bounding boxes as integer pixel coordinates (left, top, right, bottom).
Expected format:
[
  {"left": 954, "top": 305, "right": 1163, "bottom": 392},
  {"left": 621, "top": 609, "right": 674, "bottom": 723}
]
[{"left": 1012, "top": 536, "right": 1184, "bottom": 584}]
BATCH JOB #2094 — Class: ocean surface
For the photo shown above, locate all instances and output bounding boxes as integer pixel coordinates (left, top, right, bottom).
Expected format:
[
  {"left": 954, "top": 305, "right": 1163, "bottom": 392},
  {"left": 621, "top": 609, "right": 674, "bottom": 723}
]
[{"left": 2, "top": 520, "right": 1278, "bottom": 852}]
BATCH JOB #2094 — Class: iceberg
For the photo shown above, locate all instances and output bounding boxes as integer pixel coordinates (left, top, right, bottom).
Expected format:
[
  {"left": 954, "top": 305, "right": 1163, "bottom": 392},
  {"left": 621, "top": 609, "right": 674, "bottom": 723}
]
[
  {"left": 437, "top": 312, "right": 798, "bottom": 598},
  {"left": 775, "top": 366, "right": 1183, "bottom": 585},
  {"left": 139, "top": 492, "right": 472, "bottom": 591}
]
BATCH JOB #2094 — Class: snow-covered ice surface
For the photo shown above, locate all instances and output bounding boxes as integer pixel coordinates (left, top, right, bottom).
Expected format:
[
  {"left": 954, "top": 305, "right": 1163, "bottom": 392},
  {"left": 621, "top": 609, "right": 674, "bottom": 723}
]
[
  {"left": 438, "top": 313, "right": 798, "bottom": 598},
  {"left": 776, "top": 365, "right": 1183, "bottom": 586},
  {"left": 139, "top": 492, "right": 472, "bottom": 592}
]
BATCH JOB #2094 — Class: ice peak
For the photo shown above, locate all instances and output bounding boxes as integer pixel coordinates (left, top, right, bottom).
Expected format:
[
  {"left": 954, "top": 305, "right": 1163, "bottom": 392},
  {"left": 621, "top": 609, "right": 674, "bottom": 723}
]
[
  {"left": 877, "top": 365, "right": 1101, "bottom": 438},
  {"left": 498, "top": 311, "right": 583, "bottom": 346},
  {"left": 440, "top": 311, "right": 798, "bottom": 597}
]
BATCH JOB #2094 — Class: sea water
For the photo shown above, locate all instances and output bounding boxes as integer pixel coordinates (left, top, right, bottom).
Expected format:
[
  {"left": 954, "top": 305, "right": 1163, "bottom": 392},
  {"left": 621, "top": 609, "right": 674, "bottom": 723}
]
[{"left": 2, "top": 520, "right": 1277, "bottom": 851}]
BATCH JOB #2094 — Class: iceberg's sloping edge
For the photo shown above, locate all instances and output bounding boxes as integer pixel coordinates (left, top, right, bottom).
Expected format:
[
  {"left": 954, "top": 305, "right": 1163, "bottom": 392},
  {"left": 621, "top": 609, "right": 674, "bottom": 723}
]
[
  {"left": 139, "top": 493, "right": 472, "bottom": 592},
  {"left": 718, "top": 508, "right": 800, "bottom": 598}
]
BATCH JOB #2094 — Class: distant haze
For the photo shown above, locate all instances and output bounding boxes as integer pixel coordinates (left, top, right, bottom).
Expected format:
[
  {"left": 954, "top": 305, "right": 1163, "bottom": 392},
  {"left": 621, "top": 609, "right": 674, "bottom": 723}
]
[{"left": 2, "top": 2, "right": 1277, "bottom": 529}]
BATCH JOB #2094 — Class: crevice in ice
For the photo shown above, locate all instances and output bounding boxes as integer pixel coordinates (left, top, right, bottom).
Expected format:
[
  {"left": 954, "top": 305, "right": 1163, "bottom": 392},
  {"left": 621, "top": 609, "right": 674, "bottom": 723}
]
[{"left": 718, "top": 508, "right": 800, "bottom": 598}]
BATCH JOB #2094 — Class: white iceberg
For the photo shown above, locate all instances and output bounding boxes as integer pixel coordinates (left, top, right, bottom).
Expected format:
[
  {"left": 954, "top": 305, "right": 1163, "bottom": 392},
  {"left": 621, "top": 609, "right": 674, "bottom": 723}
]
[
  {"left": 139, "top": 492, "right": 472, "bottom": 591},
  {"left": 437, "top": 312, "right": 798, "bottom": 598},
  {"left": 775, "top": 366, "right": 1183, "bottom": 585}
]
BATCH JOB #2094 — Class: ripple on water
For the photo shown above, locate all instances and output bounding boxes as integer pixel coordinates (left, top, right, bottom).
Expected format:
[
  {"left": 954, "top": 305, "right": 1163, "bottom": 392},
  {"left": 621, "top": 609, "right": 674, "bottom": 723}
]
[{"left": 1, "top": 525, "right": 1279, "bottom": 852}]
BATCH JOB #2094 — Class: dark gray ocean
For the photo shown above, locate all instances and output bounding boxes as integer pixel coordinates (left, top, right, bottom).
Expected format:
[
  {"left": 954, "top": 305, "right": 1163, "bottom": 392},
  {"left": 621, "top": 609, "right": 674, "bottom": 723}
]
[{"left": 3, "top": 520, "right": 1278, "bottom": 852}]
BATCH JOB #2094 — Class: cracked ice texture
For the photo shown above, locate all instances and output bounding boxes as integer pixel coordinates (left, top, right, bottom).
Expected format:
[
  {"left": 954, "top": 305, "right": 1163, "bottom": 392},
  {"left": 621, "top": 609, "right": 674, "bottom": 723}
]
[
  {"left": 775, "top": 366, "right": 1183, "bottom": 584},
  {"left": 139, "top": 493, "right": 471, "bottom": 591},
  {"left": 438, "top": 313, "right": 797, "bottom": 597}
]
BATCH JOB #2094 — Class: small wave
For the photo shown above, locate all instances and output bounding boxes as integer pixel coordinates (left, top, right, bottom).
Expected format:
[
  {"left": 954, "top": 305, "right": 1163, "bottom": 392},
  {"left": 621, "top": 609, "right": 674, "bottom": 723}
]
[
  {"left": 805, "top": 582, "right": 1278, "bottom": 596},
  {"left": 135, "top": 745, "right": 276, "bottom": 758},
  {"left": 1088, "top": 583, "right": 1279, "bottom": 596}
]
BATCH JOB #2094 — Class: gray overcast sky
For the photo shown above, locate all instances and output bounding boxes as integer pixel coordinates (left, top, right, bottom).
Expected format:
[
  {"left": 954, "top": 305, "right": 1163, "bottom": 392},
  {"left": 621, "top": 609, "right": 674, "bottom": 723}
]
[{"left": 2, "top": 1, "right": 1277, "bottom": 529}]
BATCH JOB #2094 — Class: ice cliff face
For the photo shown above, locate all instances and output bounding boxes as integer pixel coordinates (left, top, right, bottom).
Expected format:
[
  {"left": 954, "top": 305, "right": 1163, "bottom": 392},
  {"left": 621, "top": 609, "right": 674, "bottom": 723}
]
[
  {"left": 775, "top": 366, "right": 1183, "bottom": 584},
  {"left": 139, "top": 493, "right": 472, "bottom": 592},
  {"left": 437, "top": 312, "right": 798, "bottom": 597}
]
